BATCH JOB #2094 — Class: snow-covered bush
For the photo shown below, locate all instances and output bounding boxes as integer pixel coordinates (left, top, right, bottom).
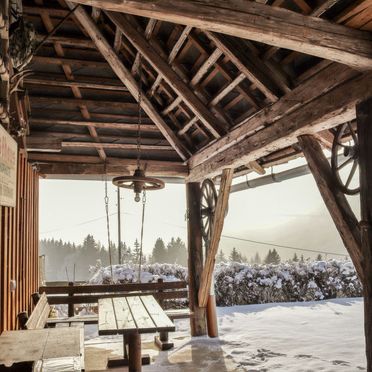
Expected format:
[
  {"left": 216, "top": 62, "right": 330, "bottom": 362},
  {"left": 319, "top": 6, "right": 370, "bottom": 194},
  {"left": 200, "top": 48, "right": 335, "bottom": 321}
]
[
  {"left": 214, "top": 260, "right": 362, "bottom": 306},
  {"left": 88, "top": 262, "right": 187, "bottom": 284},
  {"left": 88, "top": 260, "right": 361, "bottom": 307}
]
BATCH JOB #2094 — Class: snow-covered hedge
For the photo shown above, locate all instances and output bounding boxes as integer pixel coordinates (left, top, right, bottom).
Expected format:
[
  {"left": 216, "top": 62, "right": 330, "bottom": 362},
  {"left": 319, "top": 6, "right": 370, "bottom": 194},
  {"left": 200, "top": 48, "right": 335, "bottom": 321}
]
[
  {"left": 214, "top": 260, "right": 361, "bottom": 306},
  {"left": 89, "top": 261, "right": 187, "bottom": 284},
  {"left": 88, "top": 260, "right": 361, "bottom": 306}
]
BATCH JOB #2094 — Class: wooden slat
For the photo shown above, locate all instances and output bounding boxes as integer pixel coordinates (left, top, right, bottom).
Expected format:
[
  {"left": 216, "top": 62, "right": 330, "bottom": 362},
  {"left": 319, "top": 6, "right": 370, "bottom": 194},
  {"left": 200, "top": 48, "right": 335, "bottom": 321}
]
[
  {"left": 126, "top": 296, "right": 156, "bottom": 331},
  {"left": 98, "top": 298, "right": 118, "bottom": 335},
  {"left": 112, "top": 297, "right": 137, "bottom": 332},
  {"left": 140, "top": 295, "right": 175, "bottom": 331},
  {"left": 0, "top": 329, "right": 48, "bottom": 363},
  {"left": 42, "top": 328, "right": 83, "bottom": 360},
  {"left": 68, "top": 0, "right": 372, "bottom": 69}
]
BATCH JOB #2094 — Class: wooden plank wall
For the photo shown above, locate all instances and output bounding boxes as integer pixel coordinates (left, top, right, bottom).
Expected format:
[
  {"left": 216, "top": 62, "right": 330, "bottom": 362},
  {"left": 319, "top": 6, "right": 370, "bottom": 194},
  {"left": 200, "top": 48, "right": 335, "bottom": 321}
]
[{"left": 0, "top": 151, "right": 39, "bottom": 333}]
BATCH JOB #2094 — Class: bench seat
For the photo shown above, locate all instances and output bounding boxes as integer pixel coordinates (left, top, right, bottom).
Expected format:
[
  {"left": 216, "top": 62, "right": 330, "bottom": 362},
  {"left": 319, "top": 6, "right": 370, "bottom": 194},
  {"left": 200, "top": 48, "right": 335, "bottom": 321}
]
[{"left": 47, "top": 315, "right": 98, "bottom": 326}]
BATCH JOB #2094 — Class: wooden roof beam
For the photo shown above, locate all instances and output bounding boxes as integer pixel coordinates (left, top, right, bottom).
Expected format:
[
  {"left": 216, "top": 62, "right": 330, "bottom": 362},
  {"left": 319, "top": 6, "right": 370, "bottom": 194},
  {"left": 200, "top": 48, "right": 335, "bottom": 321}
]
[
  {"left": 66, "top": 2, "right": 190, "bottom": 161},
  {"left": 68, "top": 0, "right": 372, "bottom": 70},
  {"left": 34, "top": 34, "right": 96, "bottom": 49},
  {"left": 106, "top": 11, "right": 226, "bottom": 139},
  {"left": 188, "top": 70, "right": 372, "bottom": 181},
  {"left": 29, "top": 96, "right": 137, "bottom": 110},
  {"left": 35, "top": 162, "right": 188, "bottom": 178},
  {"left": 189, "top": 63, "right": 359, "bottom": 171},
  {"left": 25, "top": 73, "right": 128, "bottom": 91},
  {"left": 60, "top": 141, "right": 174, "bottom": 151},
  {"left": 30, "top": 118, "right": 159, "bottom": 132}
]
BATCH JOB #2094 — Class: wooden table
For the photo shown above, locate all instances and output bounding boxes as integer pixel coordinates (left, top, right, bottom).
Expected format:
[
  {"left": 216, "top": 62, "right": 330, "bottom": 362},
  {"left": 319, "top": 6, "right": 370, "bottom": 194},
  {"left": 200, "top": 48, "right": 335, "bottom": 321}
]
[
  {"left": 0, "top": 327, "right": 84, "bottom": 370},
  {"left": 98, "top": 295, "right": 175, "bottom": 371}
]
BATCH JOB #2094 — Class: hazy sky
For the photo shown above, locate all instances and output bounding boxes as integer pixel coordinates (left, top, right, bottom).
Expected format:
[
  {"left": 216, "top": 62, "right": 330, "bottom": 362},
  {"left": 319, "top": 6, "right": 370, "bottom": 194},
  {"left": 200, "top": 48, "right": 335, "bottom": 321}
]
[{"left": 39, "top": 157, "right": 360, "bottom": 262}]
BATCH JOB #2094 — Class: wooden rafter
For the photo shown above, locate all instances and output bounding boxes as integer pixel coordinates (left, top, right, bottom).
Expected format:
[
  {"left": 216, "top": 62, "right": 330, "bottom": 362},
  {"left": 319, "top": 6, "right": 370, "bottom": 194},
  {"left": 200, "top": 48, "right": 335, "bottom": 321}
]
[
  {"left": 51, "top": 3, "right": 191, "bottom": 160},
  {"left": 34, "top": 0, "right": 107, "bottom": 160},
  {"left": 206, "top": 32, "right": 283, "bottom": 102},
  {"left": 149, "top": 25, "right": 192, "bottom": 97},
  {"left": 106, "top": 11, "right": 226, "bottom": 139},
  {"left": 68, "top": 0, "right": 372, "bottom": 69}
]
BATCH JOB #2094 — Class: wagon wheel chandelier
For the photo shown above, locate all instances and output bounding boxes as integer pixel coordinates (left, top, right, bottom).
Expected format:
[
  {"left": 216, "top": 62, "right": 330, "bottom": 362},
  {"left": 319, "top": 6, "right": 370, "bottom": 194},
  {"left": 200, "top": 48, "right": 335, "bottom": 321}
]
[{"left": 112, "top": 54, "right": 164, "bottom": 202}]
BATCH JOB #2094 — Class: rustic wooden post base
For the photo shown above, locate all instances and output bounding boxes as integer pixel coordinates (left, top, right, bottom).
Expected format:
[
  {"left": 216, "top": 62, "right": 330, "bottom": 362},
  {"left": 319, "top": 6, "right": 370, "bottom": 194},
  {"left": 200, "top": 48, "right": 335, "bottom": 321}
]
[
  {"left": 107, "top": 333, "right": 150, "bottom": 370},
  {"left": 206, "top": 293, "right": 218, "bottom": 338},
  {"left": 154, "top": 331, "right": 174, "bottom": 350}
]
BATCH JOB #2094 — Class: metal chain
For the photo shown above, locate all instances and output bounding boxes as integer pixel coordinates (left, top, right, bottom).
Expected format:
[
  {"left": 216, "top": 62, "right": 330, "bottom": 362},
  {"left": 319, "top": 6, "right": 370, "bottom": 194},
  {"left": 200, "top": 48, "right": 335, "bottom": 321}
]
[
  {"left": 104, "top": 163, "right": 114, "bottom": 281},
  {"left": 136, "top": 54, "right": 143, "bottom": 170},
  {"left": 137, "top": 190, "right": 146, "bottom": 283}
]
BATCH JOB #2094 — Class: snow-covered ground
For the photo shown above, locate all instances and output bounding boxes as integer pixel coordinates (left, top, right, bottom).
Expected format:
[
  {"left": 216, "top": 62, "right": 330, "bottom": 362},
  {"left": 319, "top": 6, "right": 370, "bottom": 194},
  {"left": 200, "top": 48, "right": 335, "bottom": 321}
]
[{"left": 85, "top": 297, "right": 365, "bottom": 371}]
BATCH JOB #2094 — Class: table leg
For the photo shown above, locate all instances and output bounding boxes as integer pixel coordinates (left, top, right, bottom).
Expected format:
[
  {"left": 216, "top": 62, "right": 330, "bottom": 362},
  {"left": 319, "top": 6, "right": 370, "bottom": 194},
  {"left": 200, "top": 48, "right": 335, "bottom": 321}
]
[
  {"left": 106, "top": 333, "right": 150, "bottom": 369},
  {"left": 128, "top": 332, "right": 141, "bottom": 372},
  {"left": 124, "top": 334, "right": 129, "bottom": 359}
]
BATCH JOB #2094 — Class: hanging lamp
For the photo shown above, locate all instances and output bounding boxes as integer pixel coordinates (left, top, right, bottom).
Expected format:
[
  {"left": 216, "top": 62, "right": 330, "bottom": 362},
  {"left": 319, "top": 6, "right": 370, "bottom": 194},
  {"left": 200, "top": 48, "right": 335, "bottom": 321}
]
[{"left": 112, "top": 54, "right": 164, "bottom": 202}]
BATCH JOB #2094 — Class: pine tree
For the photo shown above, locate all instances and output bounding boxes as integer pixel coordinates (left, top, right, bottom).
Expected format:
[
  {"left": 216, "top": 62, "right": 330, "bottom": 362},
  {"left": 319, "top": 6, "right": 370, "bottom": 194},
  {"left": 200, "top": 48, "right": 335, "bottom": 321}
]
[
  {"left": 166, "top": 237, "right": 187, "bottom": 266},
  {"left": 152, "top": 238, "right": 167, "bottom": 263},
  {"left": 316, "top": 253, "right": 323, "bottom": 261},
  {"left": 253, "top": 252, "right": 261, "bottom": 264},
  {"left": 264, "top": 249, "right": 280, "bottom": 264},
  {"left": 300, "top": 254, "right": 305, "bottom": 263},
  {"left": 292, "top": 253, "right": 299, "bottom": 262},
  {"left": 216, "top": 250, "right": 226, "bottom": 263},
  {"left": 271, "top": 249, "right": 281, "bottom": 264},
  {"left": 229, "top": 247, "right": 243, "bottom": 262},
  {"left": 264, "top": 249, "right": 272, "bottom": 264}
]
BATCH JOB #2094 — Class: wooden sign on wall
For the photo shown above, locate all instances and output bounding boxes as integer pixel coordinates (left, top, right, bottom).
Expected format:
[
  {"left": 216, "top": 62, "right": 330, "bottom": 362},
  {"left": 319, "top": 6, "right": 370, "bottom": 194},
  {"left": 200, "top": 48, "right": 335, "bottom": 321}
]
[{"left": 0, "top": 124, "right": 17, "bottom": 207}]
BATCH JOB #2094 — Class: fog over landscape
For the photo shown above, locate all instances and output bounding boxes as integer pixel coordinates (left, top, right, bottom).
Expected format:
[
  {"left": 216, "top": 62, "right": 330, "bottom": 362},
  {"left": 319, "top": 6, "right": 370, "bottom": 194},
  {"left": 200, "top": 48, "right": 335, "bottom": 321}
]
[{"left": 40, "top": 156, "right": 359, "bottom": 268}]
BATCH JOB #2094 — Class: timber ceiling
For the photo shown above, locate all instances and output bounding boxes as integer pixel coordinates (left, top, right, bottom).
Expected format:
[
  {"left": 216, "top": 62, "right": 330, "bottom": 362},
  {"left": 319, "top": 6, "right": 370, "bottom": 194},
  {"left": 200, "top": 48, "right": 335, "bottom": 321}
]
[{"left": 15, "top": 0, "right": 372, "bottom": 180}]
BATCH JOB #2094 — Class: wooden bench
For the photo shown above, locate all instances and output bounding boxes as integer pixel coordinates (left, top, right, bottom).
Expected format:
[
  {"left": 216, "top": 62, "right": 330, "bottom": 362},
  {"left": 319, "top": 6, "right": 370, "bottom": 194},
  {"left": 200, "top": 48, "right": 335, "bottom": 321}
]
[
  {"left": 39, "top": 279, "right": 193, "bottom": 350},
  {"left": 18, "top": 292, "right": 90, "bottom": 330},
  {"left": 13, "top": 293, "right": 85, "bottom": 371}
]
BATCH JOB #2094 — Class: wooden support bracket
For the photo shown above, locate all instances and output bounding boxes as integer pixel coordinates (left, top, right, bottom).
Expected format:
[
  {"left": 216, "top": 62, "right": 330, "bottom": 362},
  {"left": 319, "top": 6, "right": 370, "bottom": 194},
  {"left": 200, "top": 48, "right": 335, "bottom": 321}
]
[
  {"left": 298, "top": 134, "right": 363, "bottom": 281},
  {"left": 198, "top": 168, "right": 233, "bottom": 308}
]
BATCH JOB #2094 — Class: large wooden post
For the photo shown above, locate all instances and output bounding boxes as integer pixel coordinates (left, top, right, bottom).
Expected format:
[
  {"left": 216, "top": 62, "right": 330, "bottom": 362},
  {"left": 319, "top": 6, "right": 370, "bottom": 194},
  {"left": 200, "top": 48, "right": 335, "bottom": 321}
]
[
  {"left": 186, "top": 182, "right": 207, "bottom": 336},
  {"left": 357, "top": 97, "right": 372, "bottom": 372}
]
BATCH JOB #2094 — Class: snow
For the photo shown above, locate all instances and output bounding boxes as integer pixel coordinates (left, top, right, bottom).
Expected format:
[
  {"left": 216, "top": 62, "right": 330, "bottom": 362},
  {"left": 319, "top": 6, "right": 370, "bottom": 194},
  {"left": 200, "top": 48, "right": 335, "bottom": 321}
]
[
  {"left": 84, "top": 297, "right": 365, "bottom": 371},
  {"left": 151, "top": 297, "right": 366, "bottom": 371}
]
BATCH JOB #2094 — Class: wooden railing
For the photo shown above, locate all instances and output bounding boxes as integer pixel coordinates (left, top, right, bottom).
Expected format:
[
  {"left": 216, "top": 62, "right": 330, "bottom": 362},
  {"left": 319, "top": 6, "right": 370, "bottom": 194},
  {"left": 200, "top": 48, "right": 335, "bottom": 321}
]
[{"left": 39, "top": 280, "right": 189, "bottom": 316}]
